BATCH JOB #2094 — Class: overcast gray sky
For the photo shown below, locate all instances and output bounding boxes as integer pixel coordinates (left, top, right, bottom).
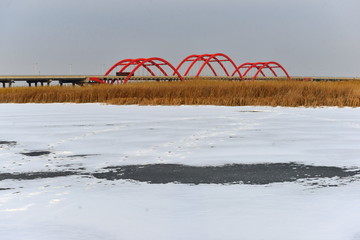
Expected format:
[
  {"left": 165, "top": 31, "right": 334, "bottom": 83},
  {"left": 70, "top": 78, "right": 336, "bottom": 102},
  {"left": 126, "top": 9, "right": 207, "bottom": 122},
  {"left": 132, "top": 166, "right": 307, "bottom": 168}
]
[{"left": 0, "top": 0, "right": 359, "bottom": 76}]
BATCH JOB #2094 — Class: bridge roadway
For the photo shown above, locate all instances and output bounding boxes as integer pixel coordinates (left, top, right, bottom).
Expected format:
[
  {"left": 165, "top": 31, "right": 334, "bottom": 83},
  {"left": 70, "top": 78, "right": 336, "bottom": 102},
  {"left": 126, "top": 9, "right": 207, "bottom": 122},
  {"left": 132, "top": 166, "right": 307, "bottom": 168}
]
[
  {"left": 0, "top": 75, "right": 185, "bottom": 87},
  {"left": 0, "top": 75, "right": 360, "bottom": 87}
]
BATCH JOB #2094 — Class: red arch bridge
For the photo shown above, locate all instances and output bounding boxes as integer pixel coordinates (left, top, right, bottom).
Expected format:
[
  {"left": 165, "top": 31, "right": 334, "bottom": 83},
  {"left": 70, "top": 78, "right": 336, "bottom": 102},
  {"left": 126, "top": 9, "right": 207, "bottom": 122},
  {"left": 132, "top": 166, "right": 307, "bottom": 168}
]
[
  {"left": 90, "top": 53, "right": 291, "bottom": 84},
  {"left": 0, "top": 53, "right": 293, "bottom": 87}
]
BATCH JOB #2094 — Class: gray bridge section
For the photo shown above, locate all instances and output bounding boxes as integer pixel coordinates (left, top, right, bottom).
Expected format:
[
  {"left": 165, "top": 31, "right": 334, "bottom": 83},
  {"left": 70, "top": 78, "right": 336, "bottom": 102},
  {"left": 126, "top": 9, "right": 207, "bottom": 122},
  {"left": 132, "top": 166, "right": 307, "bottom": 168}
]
[{"left": 0, "top": 75, "right": 183, "bottom": 87}]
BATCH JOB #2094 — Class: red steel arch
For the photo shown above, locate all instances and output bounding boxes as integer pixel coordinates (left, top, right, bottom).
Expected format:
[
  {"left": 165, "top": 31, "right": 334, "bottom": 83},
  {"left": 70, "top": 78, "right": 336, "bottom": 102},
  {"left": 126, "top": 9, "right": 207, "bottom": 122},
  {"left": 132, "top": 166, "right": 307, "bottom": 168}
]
[
  {"left": 176, "top": 54, "right": 217, "bottom": 76},
  {"left": 105, "top": 57, "right": 184, "bottom": 83},
  {"left": 253, "top": 62, "right": 290, "bottom": 80},
  {"left": 176, "top": 53, "right": 243, "bottom": 79},
  {"left": 234, "top": 62, "right": 270, "bottom": 78},
  {"left": 232, "top": 61, "right": 290, "bottom": 80}
]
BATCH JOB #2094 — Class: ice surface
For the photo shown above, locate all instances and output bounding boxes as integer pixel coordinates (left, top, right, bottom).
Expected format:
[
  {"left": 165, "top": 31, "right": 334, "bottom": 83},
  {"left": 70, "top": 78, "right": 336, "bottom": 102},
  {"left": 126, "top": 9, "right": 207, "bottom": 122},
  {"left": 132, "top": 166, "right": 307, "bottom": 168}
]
[{"left": 1, "top": 104, "right": 360, "bottom": 240}]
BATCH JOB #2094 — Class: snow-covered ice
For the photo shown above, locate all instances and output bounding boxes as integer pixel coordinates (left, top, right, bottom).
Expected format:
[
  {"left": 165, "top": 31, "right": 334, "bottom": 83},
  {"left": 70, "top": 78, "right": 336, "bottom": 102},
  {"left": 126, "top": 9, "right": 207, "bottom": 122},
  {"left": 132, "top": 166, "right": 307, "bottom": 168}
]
[{"left": 1, "top": 104, "right": 360, "bottom": 240}]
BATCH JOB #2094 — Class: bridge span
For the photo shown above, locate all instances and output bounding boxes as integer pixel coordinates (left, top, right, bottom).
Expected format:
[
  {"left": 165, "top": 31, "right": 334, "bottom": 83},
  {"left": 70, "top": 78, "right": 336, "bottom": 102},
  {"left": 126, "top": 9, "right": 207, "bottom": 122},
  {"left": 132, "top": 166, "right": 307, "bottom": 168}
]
[
  {"left": 0, "top": 75, "right": 184, "bottom": 87},
  {"left": 2, "top": 53, "right": 359, "bottom": 87},
  {"left": 0, "top": 75, "right": 359, "bottom": 88}
]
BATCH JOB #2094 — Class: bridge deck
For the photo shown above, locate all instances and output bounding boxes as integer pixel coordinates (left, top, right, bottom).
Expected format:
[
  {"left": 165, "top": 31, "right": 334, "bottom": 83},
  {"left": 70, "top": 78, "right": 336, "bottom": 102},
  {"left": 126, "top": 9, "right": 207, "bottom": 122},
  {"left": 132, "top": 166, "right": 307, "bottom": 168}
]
[
  {"left": 0, "top": 75, "right": 359, "bottom": 87},
  {"left": 0, "top": 75, "right": 183, "bottom": 87}
]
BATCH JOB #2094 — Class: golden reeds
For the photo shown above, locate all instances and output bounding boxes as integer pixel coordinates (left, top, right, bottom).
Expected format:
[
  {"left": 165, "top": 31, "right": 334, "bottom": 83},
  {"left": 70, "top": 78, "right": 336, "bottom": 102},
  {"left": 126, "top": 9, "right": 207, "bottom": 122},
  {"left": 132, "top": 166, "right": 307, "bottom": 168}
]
[{"left": 0, "top": 80, "right": 359, "bottom": 107}]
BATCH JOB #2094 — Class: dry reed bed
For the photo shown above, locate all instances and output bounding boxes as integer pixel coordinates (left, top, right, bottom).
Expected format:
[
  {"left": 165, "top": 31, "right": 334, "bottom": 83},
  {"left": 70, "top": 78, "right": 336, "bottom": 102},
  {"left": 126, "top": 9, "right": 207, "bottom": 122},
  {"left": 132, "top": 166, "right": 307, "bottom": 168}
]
[{"left": 0, "top": 80, "right": 359, "bottom": 107}]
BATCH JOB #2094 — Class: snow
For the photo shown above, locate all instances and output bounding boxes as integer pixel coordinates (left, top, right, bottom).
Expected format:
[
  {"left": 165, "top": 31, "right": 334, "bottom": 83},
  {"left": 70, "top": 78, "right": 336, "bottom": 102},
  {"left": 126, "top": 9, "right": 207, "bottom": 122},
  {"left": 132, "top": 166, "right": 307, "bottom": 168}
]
[{"left": 1, "top": 104, "right": 360, "bottom": 240}]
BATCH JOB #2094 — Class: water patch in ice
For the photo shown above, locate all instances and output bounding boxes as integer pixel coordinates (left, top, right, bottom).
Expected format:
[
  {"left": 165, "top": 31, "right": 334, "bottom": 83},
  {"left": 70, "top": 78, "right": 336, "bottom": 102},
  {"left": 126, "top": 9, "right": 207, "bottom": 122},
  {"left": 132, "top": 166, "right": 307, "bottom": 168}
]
[
  {"left": 21, "top": 151, "right": 51, "bottom": 157},
  {"left": 1, "top": 163, "right": 359, "bottom": 186},
  {"left": 93, "top": 163, "right": 360, "bottom": 185},
  {"left": 0, "top": 141, "right": 17, "bottom": 150},
  {"left": 0, "top": 141, "right": 17, "bottom": 146},
  {"left": 237, "top": 110, "right": 265, "bottom": 113},
  {"left": 0, "top": 171, "right": 78, "bottom": 181}
]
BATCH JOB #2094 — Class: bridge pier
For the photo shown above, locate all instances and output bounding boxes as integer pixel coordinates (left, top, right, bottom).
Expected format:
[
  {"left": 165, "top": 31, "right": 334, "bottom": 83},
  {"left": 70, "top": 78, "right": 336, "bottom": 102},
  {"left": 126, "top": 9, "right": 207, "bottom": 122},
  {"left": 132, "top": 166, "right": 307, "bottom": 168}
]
[
  {"left": 26, "top": 80, "right": 51, "bottom": 87},
  {"left": 2, "top": 80, "right": 14, "bottom": 88}
]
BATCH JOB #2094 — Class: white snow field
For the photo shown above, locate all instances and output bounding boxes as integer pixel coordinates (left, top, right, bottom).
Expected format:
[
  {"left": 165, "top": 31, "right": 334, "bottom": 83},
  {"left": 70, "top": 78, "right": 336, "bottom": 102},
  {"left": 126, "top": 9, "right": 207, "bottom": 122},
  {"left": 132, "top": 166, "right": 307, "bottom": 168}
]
[{"left": 1, "top": 104, "right": 360, "bottom": 240}]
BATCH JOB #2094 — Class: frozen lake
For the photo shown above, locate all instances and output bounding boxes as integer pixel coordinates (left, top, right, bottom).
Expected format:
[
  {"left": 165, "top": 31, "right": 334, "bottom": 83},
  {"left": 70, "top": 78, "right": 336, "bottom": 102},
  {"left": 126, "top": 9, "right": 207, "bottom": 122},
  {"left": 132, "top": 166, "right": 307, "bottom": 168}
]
[{"left": 1, "top": 104, "right": 360, "bottom": 240}]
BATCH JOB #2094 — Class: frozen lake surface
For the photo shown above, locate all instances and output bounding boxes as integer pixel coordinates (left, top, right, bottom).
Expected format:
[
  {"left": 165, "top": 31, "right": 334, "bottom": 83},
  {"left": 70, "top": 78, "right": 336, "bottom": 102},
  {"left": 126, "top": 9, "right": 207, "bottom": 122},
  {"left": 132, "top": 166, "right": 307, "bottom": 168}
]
[{"left": 1, "top": 104, "right": 360, "bottom": 240}]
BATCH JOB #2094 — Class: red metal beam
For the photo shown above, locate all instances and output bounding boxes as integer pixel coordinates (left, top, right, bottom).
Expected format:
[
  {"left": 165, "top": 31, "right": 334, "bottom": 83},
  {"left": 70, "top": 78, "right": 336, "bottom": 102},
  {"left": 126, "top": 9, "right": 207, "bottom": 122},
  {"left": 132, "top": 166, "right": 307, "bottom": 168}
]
[
  {"left": 123, "top": 57, "right": 184, "bottom": 83},
  {"left": 177, "top": 53, "right": 242, "bottom": 79},
  {"left": 253, "top": 62, "right": 291, "bottom": 80}
]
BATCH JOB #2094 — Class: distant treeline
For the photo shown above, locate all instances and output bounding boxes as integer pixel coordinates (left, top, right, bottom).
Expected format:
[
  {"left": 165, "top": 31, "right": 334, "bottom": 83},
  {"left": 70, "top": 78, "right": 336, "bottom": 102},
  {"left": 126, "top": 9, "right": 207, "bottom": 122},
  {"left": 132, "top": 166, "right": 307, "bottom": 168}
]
[{"left": 0, "top": 80, "right": 359, "bottom": 107}]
